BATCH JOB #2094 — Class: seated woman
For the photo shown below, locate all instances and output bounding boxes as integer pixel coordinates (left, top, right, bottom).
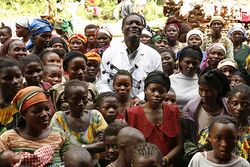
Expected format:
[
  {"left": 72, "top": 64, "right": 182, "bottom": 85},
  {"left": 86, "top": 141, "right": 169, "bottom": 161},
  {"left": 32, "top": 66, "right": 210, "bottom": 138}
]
[
  {"left": 181, "top": 69, "right": 231, "bottom": 165},
  {"left": 127, "top": 70, "right": 182, "bottom": 166},
  {"left": 0, "top": 86, "right": 71, "bottom": 167}
]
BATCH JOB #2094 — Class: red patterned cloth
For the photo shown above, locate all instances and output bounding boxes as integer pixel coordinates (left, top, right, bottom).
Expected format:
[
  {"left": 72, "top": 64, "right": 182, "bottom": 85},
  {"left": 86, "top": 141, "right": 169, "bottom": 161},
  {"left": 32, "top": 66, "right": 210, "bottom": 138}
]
[
  {"left": 13, "top": 145, "right": 54, "bottom": 167},
  {"left": 127, "top": 104, "right": 180, "bottom": 156}
]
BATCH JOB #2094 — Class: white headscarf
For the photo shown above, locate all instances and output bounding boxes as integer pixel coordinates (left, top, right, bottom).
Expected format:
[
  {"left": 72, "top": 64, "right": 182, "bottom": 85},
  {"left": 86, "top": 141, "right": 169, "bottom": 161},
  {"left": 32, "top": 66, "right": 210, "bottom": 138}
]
[
  {"left": 16, "top": 18, "right": 29, "bottom": 28},
  {"left": 228, "top": 24, "right": 248, "bottom": 40}
]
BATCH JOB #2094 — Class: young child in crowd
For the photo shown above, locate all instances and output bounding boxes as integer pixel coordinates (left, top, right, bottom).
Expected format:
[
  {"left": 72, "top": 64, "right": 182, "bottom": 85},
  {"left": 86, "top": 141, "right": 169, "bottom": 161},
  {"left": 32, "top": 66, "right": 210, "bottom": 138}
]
[
  {"left": 113, "top": 70, "right": 133, "bottom": 120},
  {"left": 188, "top": 115, "right": 250, "bottom": 167},
  {"left": 164, "top": 87, "right": 176, "bottom": 105},
  {"left": 228, "top": 84, "right": 250, "bottom": 162},
  {"left": 0, "top": 25, "right": 12, "bottom": 45},
  {"left": 0, "top": 57, "right": 23, "bottom": 133},
  {"left": 131, "top": 142, "right": 163, "bottom": 167},
  {"left": 43, "top": 64, "right": 62, "bottom": 86},
  {"left": 85, "top": 51, "right": 102, "bottom": 83},
  {"left": 96, "top": 92, "right": 119, "bottom": 124},
  {"left": 104, "top": 120, "right": 127, "bottom": 166},
  {"left": 230, "top": 68, "right": 250, "bottom": 88},
  {"left": 84, "top": 24, "right": 99, "bottom": 52},
  {"left": 64, "top": 145, "right": 94, "bottom": 167}
]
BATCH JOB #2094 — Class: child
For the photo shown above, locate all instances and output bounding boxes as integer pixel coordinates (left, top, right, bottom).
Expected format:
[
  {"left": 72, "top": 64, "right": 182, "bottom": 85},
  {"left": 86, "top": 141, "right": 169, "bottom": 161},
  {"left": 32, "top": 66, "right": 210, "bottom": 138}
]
[
  {"left": 85, "top": 51, "right": 101, "bottom": 83},
  {"left": 228, "top": 84, "right": 250, "bottom": 161},
  {"left": 0, "top": 25, "right": 12, "bottom": 45},
  {"left": 165, "top": 87, "right": 176, "bottom": 105},
  {"left": 230, "top": 68, "right": 250, "bottom": 88},
  {"left": 39, "top": 48, "right": 65, "bottom": 69},
  {"left": 113, "top": 70, "right": 133, "bottom": 120},
  {"left": 84, "top": 24, "right": 98, "bottom": 52},
  {"left": 96, "top": 92, "right": 119, "bottom": 124},
  {"left": 64, "top": 145, "right": 94, "bottom": 167},
  {"left": 127, "top": 70, "right": 182, "bottom": 166},
  {"left": 0, "top": 57, "right": 23, "bottom": 133},
  {"left": 43, "top": 64, "right": 62, "bottom": 86},
  {"left": 188, "top": 115, "right": 250, "bottom": 167},
  {"left": 131, "top": 142, "right": 163, "bottom": 167}
]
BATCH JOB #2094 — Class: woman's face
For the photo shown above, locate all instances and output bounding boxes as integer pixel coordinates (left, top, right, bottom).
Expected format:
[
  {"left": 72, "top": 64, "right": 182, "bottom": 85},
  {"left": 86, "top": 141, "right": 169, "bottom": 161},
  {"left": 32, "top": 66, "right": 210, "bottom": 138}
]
[
  {"left": 8, "top": 40, "right": 27, "bottom": 60},
  {"left": 52, "top": 42, "right": 64, "bottom": 50},
  {"left": 231, "top": 31, "right": 244, "bottom": 43},
  {"left": 24, "top": 101, "right": 51, "bottom": 131},
  {"left": 187, "top": 34, "right": 202, "bottom": 47},
  {"left": 67, "top": 57, "right": 87, "bottom": 81},
  {"left": 140, "top": 34, "right": 151, "bottom": 45},
  {"left": 219, "top": 65, "right": 236, "bottom": 80},
  {"left": 199, "top": 83, "right": 218, "bottom": 104},
  {"left": 144, "top": 83, "right": 167, "bottom": 105},
  {"left": 165, "top": 24, "right": 179, "bottom": 41},
  {"left": 113, "top": 75, "right": 132, "bottom": 98},
  {"left": 96, "top": 32, "right": 111, "bottom": 48},
  {"left": 0, "top": 66, "right": 23, "bottom": 100},
  {"left": 230, "top": 74, "right": 246, "bottom": 88},
  {"left": 208, "top": 47, "right": 225, "bottom": 69},
  {"left": 23, "top": 62, "right": 43, "bottom": 86},
  {"left": 16, "top": 24, "right": 29, "bottom": 37},
  {"left": 43, "top": 52, "right": 62, "bottom": 69},
  {"left": 211, "top": 21, "right": 223, "bottom": 34},
  {"left": 66, "top": 85, "right": 88, "bottom": 113},
  {"left": 179, "top": 56, "right": 200, "bottom": 76},
  {"left": 86, "top": 60, "right": 100, "bottom": 81},
  {"left": 228, "top": 92, "right": 250, "bottom": 121},
  {"left": 69, "top": 38, "right": 86, "bottom": 53},
  {"left": 154, "top": 39, "right": 168, "bottom": 51},
  {"left": 161, "top": 52, "right": 175, "bottom": 74},
  {"left": 34, "top": 32, "right": 52, "bottom": 49}
]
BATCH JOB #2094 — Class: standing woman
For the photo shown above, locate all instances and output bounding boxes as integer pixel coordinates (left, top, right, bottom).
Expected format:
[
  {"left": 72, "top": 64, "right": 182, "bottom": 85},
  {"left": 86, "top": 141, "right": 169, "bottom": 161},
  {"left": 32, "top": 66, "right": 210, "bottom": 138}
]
[
  {"left": 170, "top": 45, "right": 203, "bottom": 110},
  {"left": 0, "top": 57, "right": 24, "bottom": 133},
  {"left": 127, "top": 70, "right": 182, "bottom": 166},
  {"left": 28, "top": 19, "right": 53, "bottom": 55},
  {"left": 0, "top": 86, "right": 71, "bottom": 166},
  {"left": 15, "top": 18, "right": 30, "bottom": 45},
  {"left": 69, "top": 33, "right": 87, "bottom": 54},
  {"left": 228, "top": 24, "right": 250, "bottom": 68}
]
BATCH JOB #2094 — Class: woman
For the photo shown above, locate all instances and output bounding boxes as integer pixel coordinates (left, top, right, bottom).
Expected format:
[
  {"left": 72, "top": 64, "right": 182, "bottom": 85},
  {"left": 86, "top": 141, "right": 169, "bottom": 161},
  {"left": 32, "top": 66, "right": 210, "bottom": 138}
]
[
  {"left": 0, "top": 57, "right": 23, "bottom": 133},
  {"left": 170, "top": 45, "right": 203, "bottom": 110},
  {"left": 217, "top": 58, "right": 238, "bottom": 80},
  {"left": 0, "top": 39, "right": 27, "bottom": 59},
  {"left": 92, "top": 27, "right": 112, "bottom": 57},
  {"left": 15, "top": 17, "right": 30, "bottom": 45},
  {"left": 49, "top": 36, "right": 69, "bottom": 53},
  {"left": 228, "top": 24, "right": 250, "bottom": 68},
  {"left": 28, "top": 19, "right": 53, "bottom": 55},
  {"left": 152, "top": 33, "right": 169, "bottom": 51},
  {"left": 127, "top": 70, "right": 182, "bottom": 166},
  {"left": 181, "top": 69, "right": 230, "bottom": 165},
  {"left": 69, "top": 33, "right": 87, "bottom": 54},
  {"left": 158, "top": 48, "right": 176, "bottom": 76},
  {"left": 0, "top": 86, "right": 71, "bottom": 166}
]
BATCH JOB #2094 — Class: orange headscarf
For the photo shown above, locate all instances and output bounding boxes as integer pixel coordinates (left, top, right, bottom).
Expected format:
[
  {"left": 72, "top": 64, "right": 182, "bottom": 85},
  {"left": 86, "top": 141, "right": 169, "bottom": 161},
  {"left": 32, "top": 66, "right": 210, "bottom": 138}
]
[
  {"left": 69, "top": 33, "right": 87, "bottom": 44},
  {"left": 12, "top": 86, "right": 48, "bottom": 115},
  {"left": 85, "top": 51, "right": 101, "bottom": 63}
]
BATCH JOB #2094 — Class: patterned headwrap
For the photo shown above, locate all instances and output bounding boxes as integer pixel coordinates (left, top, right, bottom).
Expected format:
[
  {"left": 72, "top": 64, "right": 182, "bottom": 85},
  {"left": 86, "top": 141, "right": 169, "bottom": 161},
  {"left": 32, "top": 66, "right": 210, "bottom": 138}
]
[
  {"left": 96, "top": 27, "right": 112, "bottom": 40},
  {"left": 12, "top": 86, "right": 48, "bottom": 115},
  {"left": 151, "top": 33, "right": 168, "bottom": 44},
  {"left": 210, "top": 16, "right": 225, "bottom": 26},
  {"left": 29, "top": 19, "right": 53, "bottom": 36},
  {"left": 69, "top": 33, "right": 87, "bottom": 44},
  {"left": 85, "top": 51, "right": 101, "bottom": 63},
  {"left": 54, "top": 19, "right": 74, "bottom": 37},
  {"left": 207, "top": 43, "right": 226, "bottom": 55},
  {"left": 13, "top": 145, "right": 54, "bottom": 167},
  {"left": 186, "top": 29, "right": 204, "bottom": 42},
  {"left": 228, "top": 24, "right": 248, "bottom": 40},
  {"left": 165, "top": 18, "right": 180, "bottom": 32}
]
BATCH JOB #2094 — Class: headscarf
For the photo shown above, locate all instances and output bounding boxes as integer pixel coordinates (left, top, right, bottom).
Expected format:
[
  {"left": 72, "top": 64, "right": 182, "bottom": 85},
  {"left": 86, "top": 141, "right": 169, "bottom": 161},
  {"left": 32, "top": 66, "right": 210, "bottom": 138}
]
[
  {"left": 12, "top": 86, "right": 48, "bottom": 115},
  {"left": 0, "top": 39, "right": 20, "bottom": 57},
  {"left": 85, "top": 51, "right": 101, "bottom": 63},
  {"left": 207, "top": 43, "right": 226, "bottom": 55},
  {"left": 177, "top": 45, "right": 203, "bottom": 62},
  {"left": 63, "top": 51, "right": 87, "bottom": 71},
  {"left": 233, "top": 68, "right": 250, "bottom": 86},
  {"left": 198, "top": 69, "right": 230, "bottom": 97},
  {"left": 29, "top": 19, "right": 53, "bottom": 36},
  {"left": 228, "top": 24, "right": 248, "bottom": 40},
  {"left": 217, "top": 58, "right": 238, "bottom": 69},
  {"left": 165, "top": 18, "right": 180, "bottom": 32},
  {"left": 96, "top": 27, "right": 112, "bottom": 40},
  {"left": 152, "top": 33, "right": 168, "bottom": 44},
  {"left": 144, "top": 70, "right": 170, "bottom": 91},
  {"left": 69, "top": 33, "right": 87, "bottom": 44},
  {"left": 16, "top": 17, "right": 29, "bottom": 28},
  {"left": 49, "top": 37, "right": 69, "bottom": 52},
  {"left": 186, "top": 29, "right": 204, "bottom": 42},
  {"left": 209, "top": 16, "right": 225, "bottom": 26},
  {"left": 54, "top": 19, "right": 74, "bottom": 37},
  {"left": 142, "top": 28, "right": 152, "bottom": 38}
]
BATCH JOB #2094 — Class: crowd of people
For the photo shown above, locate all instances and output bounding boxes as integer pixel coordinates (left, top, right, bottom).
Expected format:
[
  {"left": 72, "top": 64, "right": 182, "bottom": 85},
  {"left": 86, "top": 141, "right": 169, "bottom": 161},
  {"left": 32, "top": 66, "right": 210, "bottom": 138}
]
[{"left": 0, "top": 11, "right": 250, "bottom": 167}]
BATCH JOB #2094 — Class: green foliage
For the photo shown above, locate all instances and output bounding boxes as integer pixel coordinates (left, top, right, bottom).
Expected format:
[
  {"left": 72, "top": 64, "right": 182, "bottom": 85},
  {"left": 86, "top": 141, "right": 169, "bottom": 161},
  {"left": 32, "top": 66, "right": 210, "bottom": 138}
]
[{"left": 143, "top": 0, "right": 164, "bottom": 21}]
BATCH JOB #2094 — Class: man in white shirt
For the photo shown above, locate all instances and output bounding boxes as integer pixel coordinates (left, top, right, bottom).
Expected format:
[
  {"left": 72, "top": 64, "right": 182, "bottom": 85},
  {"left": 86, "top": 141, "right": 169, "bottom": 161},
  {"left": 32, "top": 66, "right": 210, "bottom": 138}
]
[{"left": 96, "top": 13, "right": 162, "bottom": 98}]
